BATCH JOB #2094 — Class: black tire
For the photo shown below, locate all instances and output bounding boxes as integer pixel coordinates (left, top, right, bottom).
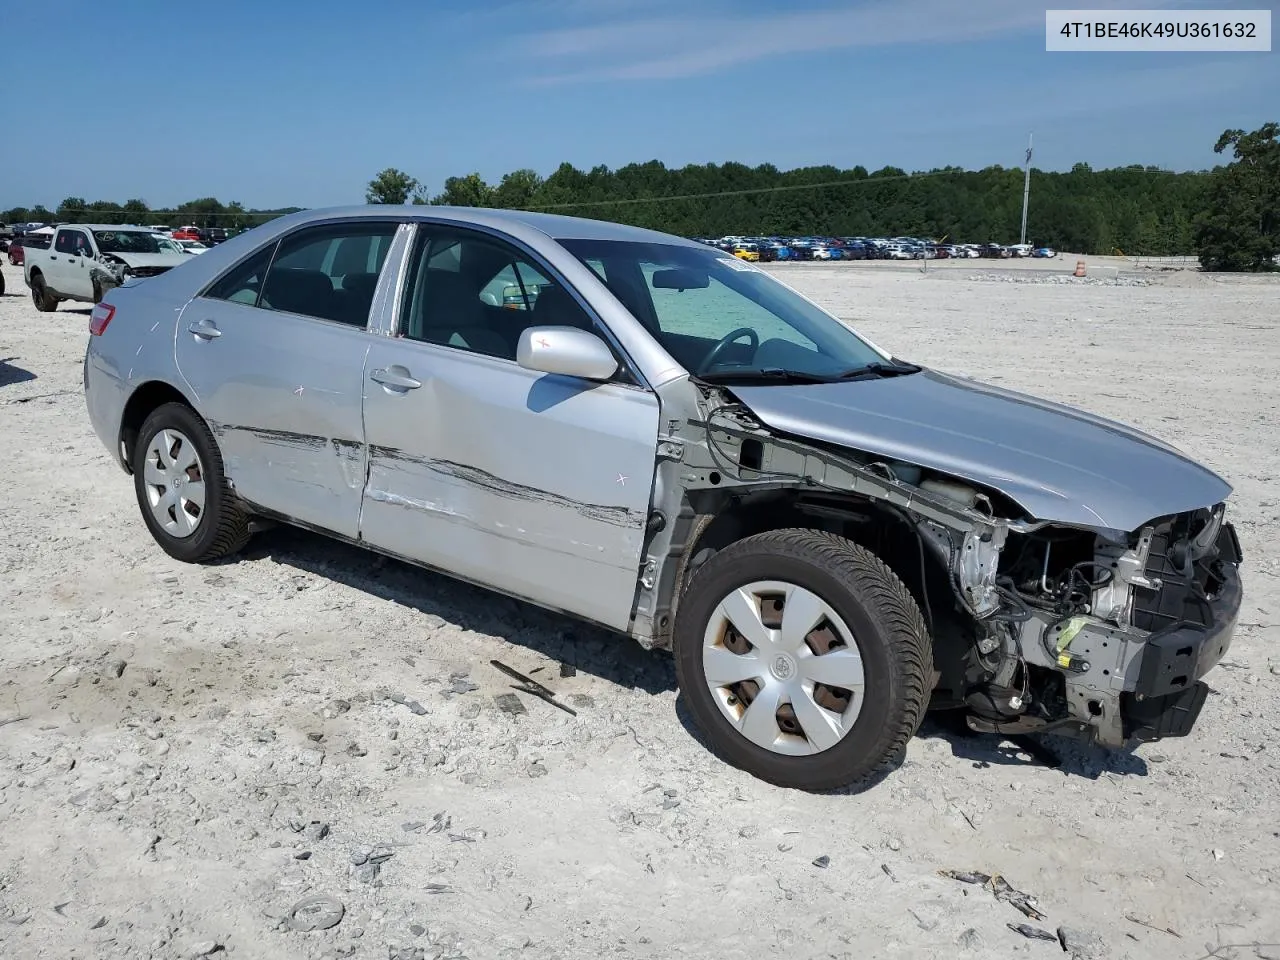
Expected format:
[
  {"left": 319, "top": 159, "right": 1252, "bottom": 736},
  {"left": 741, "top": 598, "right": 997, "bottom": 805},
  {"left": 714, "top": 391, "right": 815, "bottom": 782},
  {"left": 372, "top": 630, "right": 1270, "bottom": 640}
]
[
  {"left": 30, "top": 274, "right": 57, "bottom": 312},
  {"left": 672, "top": 528, "right": 932, "bottom": 792},
  {"left": 91, "top": 278, "right": 103, "bottom": 304},
  {"left": 132, "top": 401, "right": 251, "bottom": 563}
]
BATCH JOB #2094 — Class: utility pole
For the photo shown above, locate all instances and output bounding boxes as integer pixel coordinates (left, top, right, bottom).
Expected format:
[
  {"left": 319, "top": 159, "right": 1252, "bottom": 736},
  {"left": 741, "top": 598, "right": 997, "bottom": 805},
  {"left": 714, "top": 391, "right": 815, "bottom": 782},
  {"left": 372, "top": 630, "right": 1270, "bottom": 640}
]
[{"left": 1019, "top": 132, "right": 1033, "bottom": 246}]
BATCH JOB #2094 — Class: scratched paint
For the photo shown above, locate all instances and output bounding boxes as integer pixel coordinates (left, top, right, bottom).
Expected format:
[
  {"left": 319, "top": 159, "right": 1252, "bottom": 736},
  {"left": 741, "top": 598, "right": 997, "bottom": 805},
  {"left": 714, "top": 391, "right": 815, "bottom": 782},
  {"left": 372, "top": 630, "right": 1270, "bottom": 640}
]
[
  {"left": 204, "top": 422, "right": 645, "bottom": 555},
  {"left": 369, "top": 445, "right": 645, "bottom": 529},
  {"left": 365, "top": 473, "right": 632, "bottom": 564}
]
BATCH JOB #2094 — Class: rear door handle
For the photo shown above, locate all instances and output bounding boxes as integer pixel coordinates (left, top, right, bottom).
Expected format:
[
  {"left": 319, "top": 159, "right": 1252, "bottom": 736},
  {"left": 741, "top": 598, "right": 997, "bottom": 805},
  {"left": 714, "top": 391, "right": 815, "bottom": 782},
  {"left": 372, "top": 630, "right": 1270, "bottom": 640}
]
[
  {"left": 188, "top": 319, "right": 222, "bottom": 340},
  {"left": 370, "top": 366, "right": 421, "bottom": 390}
]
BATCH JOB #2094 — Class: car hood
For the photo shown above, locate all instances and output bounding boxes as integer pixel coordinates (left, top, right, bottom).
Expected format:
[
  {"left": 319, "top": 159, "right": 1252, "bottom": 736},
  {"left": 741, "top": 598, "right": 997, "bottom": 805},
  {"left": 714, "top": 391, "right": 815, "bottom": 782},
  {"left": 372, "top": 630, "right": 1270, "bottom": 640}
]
[
  {"left": 730, "top": 368, "right": 1231, "bottom": 531},
  {"left": 102, "top": 251, "right": 188, "bottom": 269}
]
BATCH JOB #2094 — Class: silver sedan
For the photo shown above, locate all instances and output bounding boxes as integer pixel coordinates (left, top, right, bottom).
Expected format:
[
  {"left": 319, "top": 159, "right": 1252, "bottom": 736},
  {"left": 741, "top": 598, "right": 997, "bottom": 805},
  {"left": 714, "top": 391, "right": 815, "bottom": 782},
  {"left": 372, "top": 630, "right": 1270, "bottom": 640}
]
[{"left": 84, "top": 206, "right": 1242, "bottom": 791}]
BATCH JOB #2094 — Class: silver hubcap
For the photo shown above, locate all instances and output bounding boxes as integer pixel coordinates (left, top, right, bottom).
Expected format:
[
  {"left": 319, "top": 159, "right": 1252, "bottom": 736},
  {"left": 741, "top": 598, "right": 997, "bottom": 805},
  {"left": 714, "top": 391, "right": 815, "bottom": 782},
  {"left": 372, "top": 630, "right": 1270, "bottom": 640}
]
[
  {"left": 142, "top": 429, "right": 206, "bottom": 538},
  {"left": 703, "top": 580, "right": 865, "bottom": 756}
]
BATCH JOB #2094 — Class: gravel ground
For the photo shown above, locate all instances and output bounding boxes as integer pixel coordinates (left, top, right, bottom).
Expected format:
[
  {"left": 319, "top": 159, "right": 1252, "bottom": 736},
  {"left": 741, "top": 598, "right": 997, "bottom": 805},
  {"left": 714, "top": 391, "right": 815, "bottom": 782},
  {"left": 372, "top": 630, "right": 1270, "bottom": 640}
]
[{"left": 1, "top": 256, "right": 1279, "bottom": 960}]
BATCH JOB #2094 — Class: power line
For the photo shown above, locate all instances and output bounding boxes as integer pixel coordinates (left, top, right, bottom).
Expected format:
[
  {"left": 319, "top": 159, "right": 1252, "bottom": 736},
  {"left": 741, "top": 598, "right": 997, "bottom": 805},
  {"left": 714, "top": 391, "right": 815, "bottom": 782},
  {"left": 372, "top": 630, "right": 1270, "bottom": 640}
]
[
  {"left": 526, "top": 169, "right": 969, "bottom": 210},
  {"left": 9, "top": 165, "right": 1209, "bottom": 221},
  {"left": 525, "top": 165, "right": 1208, "bottom": 211}
]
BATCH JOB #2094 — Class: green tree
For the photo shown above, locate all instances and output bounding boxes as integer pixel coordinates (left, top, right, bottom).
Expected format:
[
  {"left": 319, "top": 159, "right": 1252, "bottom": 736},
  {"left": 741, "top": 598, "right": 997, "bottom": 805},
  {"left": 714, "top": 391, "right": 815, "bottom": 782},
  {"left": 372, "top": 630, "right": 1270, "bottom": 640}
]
[
  {"left": 366, "top": 167, "right": 421, "bottom": 205},
  {"left": 1195, "top": 121, "right": 1279, "bottom": 271},
  {"left": 431, "top": 173, "right": 493, "bottom": 207},
  {"left": 492, "top": 169, "right": 543, "bottom": 209},
  {"left": 58, "top": 197, "right": 88, "bottom": 222}
]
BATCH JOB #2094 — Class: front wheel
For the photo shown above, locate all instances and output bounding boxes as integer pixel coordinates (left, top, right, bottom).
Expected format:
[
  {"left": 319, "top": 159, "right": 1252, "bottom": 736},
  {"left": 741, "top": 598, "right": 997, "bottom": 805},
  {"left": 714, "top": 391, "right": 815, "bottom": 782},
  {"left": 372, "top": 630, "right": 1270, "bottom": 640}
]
[
  {"left": 673, "top": 529, "right": 932, "bottom": 792},
  {"left": 30, "top": 275, "right": 57, "bottom": 311},
  {"left": 132, "top": 402, "right": 251, "bottom": 563}
]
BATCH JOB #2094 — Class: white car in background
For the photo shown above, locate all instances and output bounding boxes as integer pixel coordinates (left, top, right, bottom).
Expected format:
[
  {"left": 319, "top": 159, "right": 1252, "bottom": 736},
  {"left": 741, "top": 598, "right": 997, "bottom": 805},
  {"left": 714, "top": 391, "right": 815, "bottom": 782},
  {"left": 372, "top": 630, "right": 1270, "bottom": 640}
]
[{"left": 176, "top": 239, "right": 210, "bottom": 255}]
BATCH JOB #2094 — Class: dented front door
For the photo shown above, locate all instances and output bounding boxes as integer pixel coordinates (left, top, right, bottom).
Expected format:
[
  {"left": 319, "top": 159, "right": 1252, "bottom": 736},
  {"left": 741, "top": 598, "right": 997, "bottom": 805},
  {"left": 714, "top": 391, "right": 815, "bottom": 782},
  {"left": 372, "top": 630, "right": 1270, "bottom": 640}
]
[{"left": 358, "top": 340, "right": 661, "bottom": 631}]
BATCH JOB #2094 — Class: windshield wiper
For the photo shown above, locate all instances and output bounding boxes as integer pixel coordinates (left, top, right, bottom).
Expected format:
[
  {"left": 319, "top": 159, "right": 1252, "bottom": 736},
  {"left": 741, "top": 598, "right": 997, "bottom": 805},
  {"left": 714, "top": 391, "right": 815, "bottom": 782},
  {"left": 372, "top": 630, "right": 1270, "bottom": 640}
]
[
  {"left": 695, "top": 367, "right": 840, "bottom": 385},
  {"left": 832, "top": 359, "right": 922, "bottom": 380}
]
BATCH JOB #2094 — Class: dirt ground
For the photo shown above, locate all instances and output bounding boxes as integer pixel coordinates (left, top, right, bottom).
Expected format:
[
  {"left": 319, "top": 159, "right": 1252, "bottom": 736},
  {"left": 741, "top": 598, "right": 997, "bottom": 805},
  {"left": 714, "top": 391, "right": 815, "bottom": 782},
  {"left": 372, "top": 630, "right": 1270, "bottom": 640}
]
[{"left": 1, "top": 254, "right": 1279, "bottom": 960}]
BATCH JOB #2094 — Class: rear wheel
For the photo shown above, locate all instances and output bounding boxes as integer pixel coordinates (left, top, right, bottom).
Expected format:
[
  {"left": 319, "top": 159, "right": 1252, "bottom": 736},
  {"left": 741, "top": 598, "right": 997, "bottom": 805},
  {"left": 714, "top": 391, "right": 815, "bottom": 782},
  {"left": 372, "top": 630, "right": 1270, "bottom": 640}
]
[
  {"left": 673, "top": 529, "right": 932, "bottom": 792},
  {"left": 30, "top": 274, "right": 57, "bottom": 312},
  {"left": 132, "top": 402, "right": 250, "bottom": 563}
]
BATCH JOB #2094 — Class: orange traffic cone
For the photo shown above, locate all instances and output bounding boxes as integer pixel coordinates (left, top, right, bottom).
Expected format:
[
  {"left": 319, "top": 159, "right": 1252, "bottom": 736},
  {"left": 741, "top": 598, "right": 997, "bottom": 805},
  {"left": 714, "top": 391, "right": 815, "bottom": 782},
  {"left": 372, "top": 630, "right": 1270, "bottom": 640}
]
[{"left": 1074, "top": 260, "right": 1086, "bottom": 277}]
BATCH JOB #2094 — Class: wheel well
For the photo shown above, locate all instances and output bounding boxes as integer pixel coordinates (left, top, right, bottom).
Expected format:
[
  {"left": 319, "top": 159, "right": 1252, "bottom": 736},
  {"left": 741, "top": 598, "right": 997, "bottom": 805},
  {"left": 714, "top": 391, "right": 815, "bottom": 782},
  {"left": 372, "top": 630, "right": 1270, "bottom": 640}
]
[
  {"left": 674, "top": 489, "right": 966, "bottom": 684},
  {"left": 119, "top": 381, "right": 193, "bottom": 473}
]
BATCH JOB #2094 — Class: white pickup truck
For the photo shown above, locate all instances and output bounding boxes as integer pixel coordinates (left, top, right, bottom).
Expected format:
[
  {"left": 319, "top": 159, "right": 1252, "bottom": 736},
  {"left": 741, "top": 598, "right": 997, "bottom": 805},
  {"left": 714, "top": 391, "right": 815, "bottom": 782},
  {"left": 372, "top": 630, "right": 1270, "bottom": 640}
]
[{"left": 23, "top": 224, "right": 189, "bottom": 312}]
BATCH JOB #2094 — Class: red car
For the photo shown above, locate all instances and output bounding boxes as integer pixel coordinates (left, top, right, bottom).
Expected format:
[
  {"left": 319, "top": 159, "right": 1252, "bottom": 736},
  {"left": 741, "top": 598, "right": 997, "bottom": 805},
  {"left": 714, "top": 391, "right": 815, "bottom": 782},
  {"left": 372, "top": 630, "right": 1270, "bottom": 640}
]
[
  {"left": 7, "top": 234, "right": 50, "bottom": 266},
  {"left": 172, "top": 226, "right": 202, "bottom": 241}
]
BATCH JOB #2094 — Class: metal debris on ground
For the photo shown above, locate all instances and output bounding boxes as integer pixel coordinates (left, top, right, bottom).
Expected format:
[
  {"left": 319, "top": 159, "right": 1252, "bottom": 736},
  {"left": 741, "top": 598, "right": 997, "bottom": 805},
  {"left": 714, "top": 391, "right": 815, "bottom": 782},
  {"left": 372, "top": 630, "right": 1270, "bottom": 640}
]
[
  {"left": 494, "top": 693, "right": 527, "bottom": 716},
  {"left": 1007, "top": 923, "right": 1058, "bottom": 942},
  {"left": 424, "top": 883, "right": 449, "bottom": 894},
  {"left": 287, "top": 895, "right": 346, "bottom": 932},
  {"left": 881, "top": 864, "right": 897, "bottom": 882},
  {"left": 559, "top": 662, "right": 577, "bottom": 678},
  {"left": 425, "top": 812, "right": 451, "bottom": 834},
  {"left": 990, "top": 874, "right": 1046, "bottom": 920},
  {"left": 939, "top": 870, "right": 991, "bottom": 885},
  {"left": 941, "top": 870, "right": 1045, "bottom": 921},
  {"left": 812, "top": 855, "right": 830, "bottom": 869},
  {"left": 386, "top": 692, "right": 428, "bottom": 715},
  {"left": 489, "top": 659, "right": 578, "bottom": 716},
  {"left": 491, "top": 660, "right": 555, "bottom": 696}
]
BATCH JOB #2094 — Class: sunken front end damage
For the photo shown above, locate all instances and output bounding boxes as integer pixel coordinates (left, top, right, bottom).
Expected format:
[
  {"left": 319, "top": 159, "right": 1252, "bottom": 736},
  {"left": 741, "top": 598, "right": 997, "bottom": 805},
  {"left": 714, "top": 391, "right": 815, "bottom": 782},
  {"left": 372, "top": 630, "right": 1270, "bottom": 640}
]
[
  {"left": 635, "top": 384, "right": 1244, "bottom": 751},
  {"left": 946, "top": 503, "right": 1243, "bottom": 748}
]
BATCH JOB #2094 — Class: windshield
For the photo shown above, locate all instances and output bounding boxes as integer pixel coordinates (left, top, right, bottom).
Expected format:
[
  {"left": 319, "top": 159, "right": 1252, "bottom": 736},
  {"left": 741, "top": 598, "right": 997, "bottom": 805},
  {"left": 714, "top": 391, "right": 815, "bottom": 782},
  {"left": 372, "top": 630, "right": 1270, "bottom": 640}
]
[
  {"left": 92, "top": 230, "right": 163, "bottom": 255},
  {"left": 558, "top": 238, "right": 885, "bottom": 378}
]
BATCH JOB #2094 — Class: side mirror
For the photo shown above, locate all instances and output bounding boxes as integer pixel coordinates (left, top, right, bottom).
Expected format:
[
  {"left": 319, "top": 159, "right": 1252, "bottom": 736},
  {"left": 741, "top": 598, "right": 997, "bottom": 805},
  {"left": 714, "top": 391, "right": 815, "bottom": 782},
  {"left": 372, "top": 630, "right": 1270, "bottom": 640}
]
[{"left": 517, "top": 326, "right": 618, "bottom": 381}]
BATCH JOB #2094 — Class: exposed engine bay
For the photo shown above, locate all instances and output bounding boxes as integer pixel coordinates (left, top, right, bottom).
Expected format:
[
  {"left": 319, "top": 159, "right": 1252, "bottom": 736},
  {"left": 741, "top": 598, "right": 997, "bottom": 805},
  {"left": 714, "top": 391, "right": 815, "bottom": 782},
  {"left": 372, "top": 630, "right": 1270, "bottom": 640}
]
[{"left": 635, "top": 384, "right": 1244, "bottom": 749}]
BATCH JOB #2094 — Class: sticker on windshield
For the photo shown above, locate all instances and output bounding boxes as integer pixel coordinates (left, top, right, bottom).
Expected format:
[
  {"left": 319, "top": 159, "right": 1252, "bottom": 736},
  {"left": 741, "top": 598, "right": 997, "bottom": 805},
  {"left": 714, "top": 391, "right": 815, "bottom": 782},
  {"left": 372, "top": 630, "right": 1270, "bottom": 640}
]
[{"left": 718, "top": 257, "right": 759, "bottom": 272}]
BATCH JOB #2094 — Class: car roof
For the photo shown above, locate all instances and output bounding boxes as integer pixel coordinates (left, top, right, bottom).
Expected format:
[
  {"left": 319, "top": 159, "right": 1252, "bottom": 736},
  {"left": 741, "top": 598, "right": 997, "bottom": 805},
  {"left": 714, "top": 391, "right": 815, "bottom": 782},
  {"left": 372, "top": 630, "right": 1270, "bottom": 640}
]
[{"left": 256, "top": 205, "right": 705, "bottom": 249}]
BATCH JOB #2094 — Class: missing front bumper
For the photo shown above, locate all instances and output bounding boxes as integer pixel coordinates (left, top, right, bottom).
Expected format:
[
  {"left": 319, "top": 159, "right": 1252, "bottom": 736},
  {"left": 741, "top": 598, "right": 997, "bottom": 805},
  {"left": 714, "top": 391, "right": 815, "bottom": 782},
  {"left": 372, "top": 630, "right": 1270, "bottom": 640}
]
[{"left": 1119, "top": 520, "right": 1243, "bottom": 743}]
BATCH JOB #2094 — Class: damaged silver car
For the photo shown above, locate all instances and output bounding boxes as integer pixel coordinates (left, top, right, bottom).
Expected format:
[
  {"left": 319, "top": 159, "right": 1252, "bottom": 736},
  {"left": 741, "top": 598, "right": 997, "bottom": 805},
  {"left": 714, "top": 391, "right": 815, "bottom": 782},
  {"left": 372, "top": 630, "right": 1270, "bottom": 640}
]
[{"left": 83, "top": 207, "right": 1244, "bottom": 791}]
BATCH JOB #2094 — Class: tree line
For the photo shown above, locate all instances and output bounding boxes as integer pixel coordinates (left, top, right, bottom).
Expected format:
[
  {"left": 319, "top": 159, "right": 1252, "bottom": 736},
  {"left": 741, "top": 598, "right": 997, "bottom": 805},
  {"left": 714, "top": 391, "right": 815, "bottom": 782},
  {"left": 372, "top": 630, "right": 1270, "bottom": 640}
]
[
  {"left": 365, "top": 162, "right": 1212, "bottom": 257},
  {"left": 5, "top": 122, "right": 1274, "bottom": 270},
  {"left": 0, "top": 197, "right": 303, "bottom": 232}
]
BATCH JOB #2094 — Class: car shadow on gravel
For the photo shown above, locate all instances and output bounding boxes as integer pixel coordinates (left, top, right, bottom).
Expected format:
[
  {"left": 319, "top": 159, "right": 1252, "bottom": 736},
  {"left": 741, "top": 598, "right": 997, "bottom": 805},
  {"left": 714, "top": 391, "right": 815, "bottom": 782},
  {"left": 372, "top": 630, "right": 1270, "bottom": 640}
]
[
  {"left": 916, "top": 712, "right": 1149, "bottom": 780},
  {"left": 245, "top": 525, "right": 677, "bottom": 695},
  {"left": 0, "top": 357, "right": 37, "bottom": 387}
]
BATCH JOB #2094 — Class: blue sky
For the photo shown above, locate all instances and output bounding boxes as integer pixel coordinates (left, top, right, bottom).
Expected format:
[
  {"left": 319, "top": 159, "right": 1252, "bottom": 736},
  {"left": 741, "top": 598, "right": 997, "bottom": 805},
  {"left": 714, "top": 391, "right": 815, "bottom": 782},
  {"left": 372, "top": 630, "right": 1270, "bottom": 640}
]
[{"left": 4, "top": 0, "right": 1275, "bottom": 210}]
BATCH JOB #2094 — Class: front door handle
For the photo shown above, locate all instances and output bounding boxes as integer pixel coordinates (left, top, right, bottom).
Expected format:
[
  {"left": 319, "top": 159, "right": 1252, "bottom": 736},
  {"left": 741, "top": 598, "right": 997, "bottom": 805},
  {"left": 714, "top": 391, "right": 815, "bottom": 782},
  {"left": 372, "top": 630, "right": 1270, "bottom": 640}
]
[
  {"left": 370, "top": 366, "right": 422, "bottom": 390},
  {"left": 188, "top": 319, "right": 222, "bottom": 340}
]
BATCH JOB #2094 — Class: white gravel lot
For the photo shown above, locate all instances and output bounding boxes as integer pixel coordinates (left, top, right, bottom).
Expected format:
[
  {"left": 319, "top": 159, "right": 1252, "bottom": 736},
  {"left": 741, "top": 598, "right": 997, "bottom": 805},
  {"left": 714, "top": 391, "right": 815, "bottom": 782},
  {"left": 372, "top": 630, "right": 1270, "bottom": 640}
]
[{"left": 1, "top": 254, "right": 1278, "bottom": 960}]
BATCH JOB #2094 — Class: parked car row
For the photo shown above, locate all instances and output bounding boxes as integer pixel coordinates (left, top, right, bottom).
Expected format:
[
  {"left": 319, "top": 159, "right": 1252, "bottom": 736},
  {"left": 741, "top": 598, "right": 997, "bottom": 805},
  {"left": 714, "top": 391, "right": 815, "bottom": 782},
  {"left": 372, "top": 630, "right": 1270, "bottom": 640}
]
[
  {"left": 692, "top": 235, "right": 1057, "bottom": 262},
  {"left": 2, "top": 221, "right": 240, "bottom": 266}
]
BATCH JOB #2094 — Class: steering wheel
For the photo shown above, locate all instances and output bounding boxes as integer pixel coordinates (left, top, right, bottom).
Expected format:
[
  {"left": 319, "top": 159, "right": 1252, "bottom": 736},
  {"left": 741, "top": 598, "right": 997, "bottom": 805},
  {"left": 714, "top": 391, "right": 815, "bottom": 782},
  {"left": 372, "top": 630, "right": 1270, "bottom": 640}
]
[{"left": 696, "top": 327, "right": 759, "bottom": 376}]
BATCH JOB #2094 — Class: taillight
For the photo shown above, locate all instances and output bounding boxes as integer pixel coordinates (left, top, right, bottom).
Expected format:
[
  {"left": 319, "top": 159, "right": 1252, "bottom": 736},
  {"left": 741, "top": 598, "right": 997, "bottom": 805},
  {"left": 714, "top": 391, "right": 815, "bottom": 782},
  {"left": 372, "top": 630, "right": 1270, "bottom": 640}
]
[{"left": 89, "top": 302, "right": 115, "bottom": 336}]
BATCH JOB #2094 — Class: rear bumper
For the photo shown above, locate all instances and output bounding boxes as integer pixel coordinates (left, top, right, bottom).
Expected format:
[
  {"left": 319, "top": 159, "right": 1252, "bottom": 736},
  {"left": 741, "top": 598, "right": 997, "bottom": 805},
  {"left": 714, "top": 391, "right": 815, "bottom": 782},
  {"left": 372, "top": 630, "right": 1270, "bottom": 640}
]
[{"left": 1120, "top": 521, "right": 1243, "bottom": 743}]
